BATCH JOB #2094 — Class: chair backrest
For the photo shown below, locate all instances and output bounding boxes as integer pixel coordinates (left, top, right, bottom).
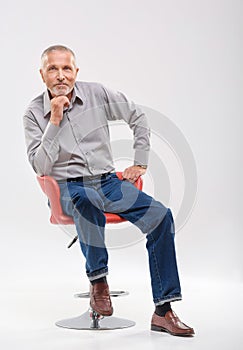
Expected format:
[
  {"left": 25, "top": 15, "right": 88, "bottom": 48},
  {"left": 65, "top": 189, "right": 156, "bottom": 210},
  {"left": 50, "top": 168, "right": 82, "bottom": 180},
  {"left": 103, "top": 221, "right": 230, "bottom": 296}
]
[{"left": 37, "top": 172, "right": 143, "bottom": 225}]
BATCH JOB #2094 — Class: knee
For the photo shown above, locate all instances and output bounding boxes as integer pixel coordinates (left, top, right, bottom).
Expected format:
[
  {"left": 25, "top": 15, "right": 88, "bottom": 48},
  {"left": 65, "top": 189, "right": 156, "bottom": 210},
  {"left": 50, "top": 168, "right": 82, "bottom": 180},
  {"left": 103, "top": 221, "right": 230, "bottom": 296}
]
[
  {"left": 150, "top": 199, "right": 168, "bottom": 219},
  {"left": 162, "top": 208, "right": 175, "bottom": 234},
  {"left": 165, "top": 208, "right": 173, "bottom": 219},
  {"left": 147, "top": 203, "right": 174, "bottom": 232},
  {"left": 158, "top": 207, "right": 174, "bottom": 224}
]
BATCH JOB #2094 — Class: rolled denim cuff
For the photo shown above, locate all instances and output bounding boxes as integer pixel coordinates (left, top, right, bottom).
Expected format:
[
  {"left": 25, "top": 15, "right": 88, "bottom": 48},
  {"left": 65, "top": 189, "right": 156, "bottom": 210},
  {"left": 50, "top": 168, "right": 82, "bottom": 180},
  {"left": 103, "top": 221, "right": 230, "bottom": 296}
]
[
  {"left": 154, "top": 294, "right": 182, "bottom": 306},
  {"left": 87, "top": 267, "right": 108, "bottom": 281}
]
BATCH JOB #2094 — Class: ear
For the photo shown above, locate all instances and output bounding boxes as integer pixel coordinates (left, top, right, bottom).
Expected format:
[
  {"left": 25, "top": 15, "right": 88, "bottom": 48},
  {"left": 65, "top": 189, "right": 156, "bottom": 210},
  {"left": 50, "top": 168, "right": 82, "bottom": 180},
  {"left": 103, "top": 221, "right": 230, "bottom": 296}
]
[
  {"left": 39, "top": 69, "right": 45, "bottom": 83},
  {"left": 75, "top": 67, "right": 79, "bottom": 77}
]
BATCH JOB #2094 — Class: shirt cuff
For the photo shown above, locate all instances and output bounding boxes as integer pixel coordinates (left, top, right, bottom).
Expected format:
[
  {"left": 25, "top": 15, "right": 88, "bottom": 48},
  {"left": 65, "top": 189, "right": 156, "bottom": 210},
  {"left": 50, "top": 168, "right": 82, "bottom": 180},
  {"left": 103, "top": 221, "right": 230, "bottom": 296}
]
[
  {"left": 42, "top": 121, "right": 60, "bottom": 140},
  {"left": 41, "top": 122, "right": 60, "bottom": 161},
  {"left": 134, "top": 149, "right": 149, "bottom": 167}
]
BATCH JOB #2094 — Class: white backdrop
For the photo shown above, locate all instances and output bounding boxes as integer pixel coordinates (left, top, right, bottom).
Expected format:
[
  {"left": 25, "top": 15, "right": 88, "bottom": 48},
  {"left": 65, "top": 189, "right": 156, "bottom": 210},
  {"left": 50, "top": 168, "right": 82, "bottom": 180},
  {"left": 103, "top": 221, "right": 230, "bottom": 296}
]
[{"left": 0, "top": 1, "right": 242, "bottom": 349}]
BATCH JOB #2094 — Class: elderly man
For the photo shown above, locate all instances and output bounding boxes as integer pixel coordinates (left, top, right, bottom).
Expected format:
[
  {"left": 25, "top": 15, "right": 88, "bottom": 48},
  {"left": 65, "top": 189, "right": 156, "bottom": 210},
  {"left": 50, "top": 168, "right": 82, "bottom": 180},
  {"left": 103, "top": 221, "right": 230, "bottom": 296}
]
[{"left": 23, "top": 45, "right": 194, "bottom": 336}]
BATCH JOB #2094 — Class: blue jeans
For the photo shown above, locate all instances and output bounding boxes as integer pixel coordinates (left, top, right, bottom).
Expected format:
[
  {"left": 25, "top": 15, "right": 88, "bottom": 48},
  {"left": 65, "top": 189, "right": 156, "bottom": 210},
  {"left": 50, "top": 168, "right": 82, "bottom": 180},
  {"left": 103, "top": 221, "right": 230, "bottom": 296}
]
[{"left": 58, "top": 173, "right": 182, "bottom": 305}]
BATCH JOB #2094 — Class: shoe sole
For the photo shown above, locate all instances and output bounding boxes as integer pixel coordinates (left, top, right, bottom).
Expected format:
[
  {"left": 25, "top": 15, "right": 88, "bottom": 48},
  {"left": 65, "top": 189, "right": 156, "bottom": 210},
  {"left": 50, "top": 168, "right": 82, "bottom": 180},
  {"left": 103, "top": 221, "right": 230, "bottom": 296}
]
[{"left": 151, "top": 324, "right": 194, "bottom": 337}]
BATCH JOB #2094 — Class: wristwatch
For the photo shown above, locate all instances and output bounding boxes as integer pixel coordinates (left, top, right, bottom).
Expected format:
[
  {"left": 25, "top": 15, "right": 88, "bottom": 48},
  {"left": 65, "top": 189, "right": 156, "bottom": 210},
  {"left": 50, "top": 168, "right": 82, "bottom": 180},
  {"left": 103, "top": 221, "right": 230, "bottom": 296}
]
[{"left": 137, "top": 165, "right": 147, "bottom": 169}]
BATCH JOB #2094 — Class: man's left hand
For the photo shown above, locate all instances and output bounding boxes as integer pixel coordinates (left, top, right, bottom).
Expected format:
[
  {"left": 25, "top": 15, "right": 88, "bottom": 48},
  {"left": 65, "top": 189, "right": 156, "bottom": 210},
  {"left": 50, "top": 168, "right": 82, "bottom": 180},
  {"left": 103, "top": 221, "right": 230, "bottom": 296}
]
[{"left": 122, "top": 165, "right": 146, "bottom": 183}]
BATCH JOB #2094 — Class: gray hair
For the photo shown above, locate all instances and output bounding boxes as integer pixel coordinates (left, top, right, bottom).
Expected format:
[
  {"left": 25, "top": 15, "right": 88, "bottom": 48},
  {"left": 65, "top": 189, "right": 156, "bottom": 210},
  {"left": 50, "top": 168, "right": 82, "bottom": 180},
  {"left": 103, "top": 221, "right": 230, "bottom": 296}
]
[{"left": 41, "top": 45, "right": 77, "bottom": 68}]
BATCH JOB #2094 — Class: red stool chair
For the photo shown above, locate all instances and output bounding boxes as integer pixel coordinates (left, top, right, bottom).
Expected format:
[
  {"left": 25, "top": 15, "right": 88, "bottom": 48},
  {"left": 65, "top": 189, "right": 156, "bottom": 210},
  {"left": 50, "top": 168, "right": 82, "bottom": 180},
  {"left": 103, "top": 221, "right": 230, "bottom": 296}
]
[{"left": 37, "top": 172, "right": 143, "bottom": 330}]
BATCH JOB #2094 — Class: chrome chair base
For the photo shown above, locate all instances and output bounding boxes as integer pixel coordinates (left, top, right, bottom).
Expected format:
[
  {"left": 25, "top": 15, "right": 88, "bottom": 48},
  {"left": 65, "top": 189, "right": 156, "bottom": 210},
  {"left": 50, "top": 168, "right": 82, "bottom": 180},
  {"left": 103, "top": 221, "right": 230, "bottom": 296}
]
[
  {"left": 56, "top": 309, "right": 135, "bottom": 330},
  {"left": 56, "top": 290, "right": 135, "bottom": 330}
]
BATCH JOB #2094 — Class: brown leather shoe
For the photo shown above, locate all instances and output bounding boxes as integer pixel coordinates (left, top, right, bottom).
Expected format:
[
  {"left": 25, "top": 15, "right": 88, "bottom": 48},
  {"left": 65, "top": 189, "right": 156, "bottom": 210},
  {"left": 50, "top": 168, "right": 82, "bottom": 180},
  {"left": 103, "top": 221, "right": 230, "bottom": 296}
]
[
  {"left": 151, "top": 310, "right": 195, "bottom": 336},
  {"left": 90, "top": 282, "right": 113, "bottom": 316}
]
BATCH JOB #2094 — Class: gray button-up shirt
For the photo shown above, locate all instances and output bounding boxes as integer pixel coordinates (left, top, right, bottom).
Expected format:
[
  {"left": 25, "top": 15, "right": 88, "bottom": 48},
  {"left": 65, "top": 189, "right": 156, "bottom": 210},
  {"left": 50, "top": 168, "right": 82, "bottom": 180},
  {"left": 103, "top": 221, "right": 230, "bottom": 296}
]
[{"left": 23, "top": 81, "right": 150, "bottom": 181}]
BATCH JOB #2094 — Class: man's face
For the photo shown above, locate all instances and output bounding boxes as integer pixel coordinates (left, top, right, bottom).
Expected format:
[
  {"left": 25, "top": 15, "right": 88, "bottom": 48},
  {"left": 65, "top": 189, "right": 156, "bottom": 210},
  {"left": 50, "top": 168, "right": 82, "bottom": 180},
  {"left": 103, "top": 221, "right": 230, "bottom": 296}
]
[{"left": 40, "top": 50, "right": 79, "bottom": 99}]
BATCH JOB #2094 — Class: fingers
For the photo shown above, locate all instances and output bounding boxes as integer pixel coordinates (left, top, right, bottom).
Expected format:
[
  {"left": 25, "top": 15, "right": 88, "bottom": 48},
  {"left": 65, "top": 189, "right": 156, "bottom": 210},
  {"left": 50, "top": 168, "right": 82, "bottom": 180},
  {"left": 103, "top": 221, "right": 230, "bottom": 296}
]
[
  {"left": 50, "top": 96, "right": 70, "bottom": 126},
  {"left": 122, "top": 166, "right": 146, "bottom": 183},
  {"left": 122, "top": 172, "right": 137, "bottom": 183},
  {"left": 52, "top": 95, "right": 70, "bottom": 108}
]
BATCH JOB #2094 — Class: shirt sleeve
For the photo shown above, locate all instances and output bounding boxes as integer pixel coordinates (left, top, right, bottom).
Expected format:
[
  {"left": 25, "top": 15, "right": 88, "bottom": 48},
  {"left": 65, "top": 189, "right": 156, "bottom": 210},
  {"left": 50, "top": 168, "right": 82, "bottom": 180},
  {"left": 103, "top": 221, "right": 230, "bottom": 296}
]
[
  {"left": 101, "top": 85, "right": 150, "bottom": 166},
  {"left": 23, "top": 112, "right": 60, "bottom": 176}
]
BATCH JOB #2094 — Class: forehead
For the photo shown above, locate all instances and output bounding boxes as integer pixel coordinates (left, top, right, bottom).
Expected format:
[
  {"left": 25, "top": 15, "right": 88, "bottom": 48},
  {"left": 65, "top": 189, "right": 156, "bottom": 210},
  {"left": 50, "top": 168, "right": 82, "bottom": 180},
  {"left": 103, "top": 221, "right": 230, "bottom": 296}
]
[{"left": 43, "top": 50, "right": 75, "bottom": 67}]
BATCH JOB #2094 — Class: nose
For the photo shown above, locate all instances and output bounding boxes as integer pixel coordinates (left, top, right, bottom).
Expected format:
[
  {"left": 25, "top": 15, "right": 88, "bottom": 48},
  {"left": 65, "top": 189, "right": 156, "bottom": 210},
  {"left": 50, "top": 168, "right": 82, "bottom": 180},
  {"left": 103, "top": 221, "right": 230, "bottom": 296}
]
[{"left": 57, "top": 69, "right": 65, "bottom": 81}]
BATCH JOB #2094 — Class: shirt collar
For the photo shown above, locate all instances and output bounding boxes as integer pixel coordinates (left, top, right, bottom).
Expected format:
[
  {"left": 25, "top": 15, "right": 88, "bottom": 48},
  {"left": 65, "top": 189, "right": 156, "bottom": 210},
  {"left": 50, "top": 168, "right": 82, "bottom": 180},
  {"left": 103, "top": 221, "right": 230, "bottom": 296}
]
[{"left": 43, "top": 83, "right": 85, "bottom": 118}]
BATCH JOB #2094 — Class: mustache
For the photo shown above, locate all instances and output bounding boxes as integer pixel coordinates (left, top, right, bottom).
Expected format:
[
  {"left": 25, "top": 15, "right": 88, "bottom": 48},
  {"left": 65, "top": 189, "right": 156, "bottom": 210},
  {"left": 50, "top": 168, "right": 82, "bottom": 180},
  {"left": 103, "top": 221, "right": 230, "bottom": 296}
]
[{"left": 54, "top": 83, "right": 69, "bottom": 86}]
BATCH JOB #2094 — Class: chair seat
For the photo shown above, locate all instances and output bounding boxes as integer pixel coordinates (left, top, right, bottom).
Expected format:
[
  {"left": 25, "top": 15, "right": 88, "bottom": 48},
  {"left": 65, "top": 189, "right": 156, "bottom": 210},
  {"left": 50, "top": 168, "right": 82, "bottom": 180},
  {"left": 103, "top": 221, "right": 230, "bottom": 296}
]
[
  {"left": 37, "top": 172, "right": 143, "bottom": 226},
  {"left": 49, "top": 212, "right": 126, "bottom": 225}
]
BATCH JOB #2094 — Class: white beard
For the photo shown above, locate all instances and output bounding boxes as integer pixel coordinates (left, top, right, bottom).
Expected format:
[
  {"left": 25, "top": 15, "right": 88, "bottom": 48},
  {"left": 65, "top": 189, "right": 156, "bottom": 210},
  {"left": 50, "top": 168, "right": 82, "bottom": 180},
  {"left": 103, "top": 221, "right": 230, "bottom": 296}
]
[{"left": 51, "top": 85, "right": 72, "bottom": 96}]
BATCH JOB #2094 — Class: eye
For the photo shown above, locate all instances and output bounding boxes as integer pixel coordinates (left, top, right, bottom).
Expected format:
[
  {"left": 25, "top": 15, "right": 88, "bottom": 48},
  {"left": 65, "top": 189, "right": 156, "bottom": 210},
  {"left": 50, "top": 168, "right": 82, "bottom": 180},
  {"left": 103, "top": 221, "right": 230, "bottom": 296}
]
[
  {"left": 63, "top": 66, "right": 72, "bottom": 71},
  {"left": 47, "top": 66, "right": 57, "bottom": 71}
]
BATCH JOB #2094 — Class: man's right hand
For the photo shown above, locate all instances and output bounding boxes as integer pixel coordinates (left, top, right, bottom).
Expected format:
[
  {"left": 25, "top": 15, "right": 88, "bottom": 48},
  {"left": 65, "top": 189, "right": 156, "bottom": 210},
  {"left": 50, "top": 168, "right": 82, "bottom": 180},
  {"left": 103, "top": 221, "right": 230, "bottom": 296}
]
[{"left": 50, "top": 96, "right": 70, "bottom": 126}]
